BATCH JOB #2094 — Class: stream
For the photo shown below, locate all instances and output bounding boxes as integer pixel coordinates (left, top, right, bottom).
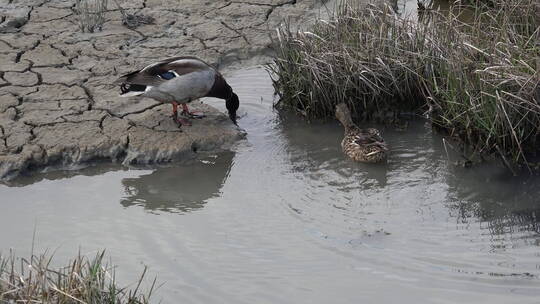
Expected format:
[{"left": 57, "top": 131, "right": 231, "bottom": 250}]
[{"left": 1, "top": 66, "right": 539, "bottom": 303}]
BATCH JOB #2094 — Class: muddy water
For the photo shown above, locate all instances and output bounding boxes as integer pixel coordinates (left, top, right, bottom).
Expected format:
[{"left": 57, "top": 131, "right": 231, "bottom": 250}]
[
  {"left": 396, "top": 0, "right": 475, "bottom": 22},
  {"left": 1, "top": 67, "right": 540, "bottom": 303},
  {"left": 324, "top": 0, "right": 475, "bottom": 21}
]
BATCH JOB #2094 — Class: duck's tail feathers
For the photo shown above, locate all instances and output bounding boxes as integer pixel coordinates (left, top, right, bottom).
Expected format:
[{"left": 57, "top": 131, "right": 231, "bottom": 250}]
[
  {"left": 115, "top": 71, "right": 165, "bottom": 87},
  {"left": 119, "top": 90, "right": 146, "bottom": 97},
  {"left": 119, "top": 83, "right": 149, "bottom": 97},
  {"left": 114, "top": 70, "right": 140, "bottom": 85}
]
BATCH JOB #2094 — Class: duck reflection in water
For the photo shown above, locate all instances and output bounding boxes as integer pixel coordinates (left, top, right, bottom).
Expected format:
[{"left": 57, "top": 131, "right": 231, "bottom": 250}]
[{"left": 120, "top": 152, "right": 235, "bottom": 213}]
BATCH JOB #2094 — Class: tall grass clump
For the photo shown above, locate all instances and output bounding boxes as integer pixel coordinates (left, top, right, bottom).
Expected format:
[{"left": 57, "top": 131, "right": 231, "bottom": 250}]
[
  {"left": 270, "top": 0, "right": 539, "bottom": 168},
  {"left": 0, "top": 250, "right": 156, "bottom": 303},
  {"left": 269, "top": 2, "right": 429, "bottom": 120},
  {"left": 425, "top": 0, "right": 539, "bottom": 166},
  {"left": 75, "top": 0, "right": 108, "bottom": 33}
]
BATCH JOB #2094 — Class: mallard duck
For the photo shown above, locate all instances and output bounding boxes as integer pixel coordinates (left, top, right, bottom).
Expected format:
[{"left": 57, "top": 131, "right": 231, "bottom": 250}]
[
  {"left": 114, "top": 56, "right": 239, "bottom": 128},
  {"left": 335, "top": 103, "right": 388, "bottom": 163}
]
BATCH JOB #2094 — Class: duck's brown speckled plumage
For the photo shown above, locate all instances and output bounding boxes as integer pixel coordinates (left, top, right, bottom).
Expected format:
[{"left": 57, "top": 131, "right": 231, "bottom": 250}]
[{"left": 335, "top": 103, "right": 388, "bottom": 163}]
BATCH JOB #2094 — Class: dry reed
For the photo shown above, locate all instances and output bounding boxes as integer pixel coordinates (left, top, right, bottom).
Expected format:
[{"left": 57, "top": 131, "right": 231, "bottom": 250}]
[
  {"left": 0, "top": 250, "right": 156, "bottom": 303},
  {"left": 269, "top": 0, "right": 539, "bottom": 168},
  {"left": 74, "top": 0, "right": 108, "bottom": 33}
]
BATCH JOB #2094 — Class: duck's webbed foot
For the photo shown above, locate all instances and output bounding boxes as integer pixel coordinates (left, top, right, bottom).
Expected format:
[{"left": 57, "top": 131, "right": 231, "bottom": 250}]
[
  {"left": 171, "top": 114, "right": 192, "bottom": 128},
  {"left": 178, "top": 117, "right": 192, "bottom": 126},
  {"left": 181, "top": 103, "right": 206, "bottom": 119},
  {"left": 182, "top": 111, "right": 206, "bottom": 119},
  {"left": 171, "top": 101, "right": 192, "bottom": 129}
]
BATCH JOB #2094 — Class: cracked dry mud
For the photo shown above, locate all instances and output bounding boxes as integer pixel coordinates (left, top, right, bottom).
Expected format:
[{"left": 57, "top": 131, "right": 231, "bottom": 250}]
[{"left": 0, "top": 0, "right": 328, "bottom": 180}]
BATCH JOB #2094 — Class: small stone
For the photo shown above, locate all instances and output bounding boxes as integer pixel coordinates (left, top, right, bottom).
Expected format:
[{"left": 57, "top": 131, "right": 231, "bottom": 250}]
[{"left": 4, "top": 71, "right": 39, "bottom": 86}]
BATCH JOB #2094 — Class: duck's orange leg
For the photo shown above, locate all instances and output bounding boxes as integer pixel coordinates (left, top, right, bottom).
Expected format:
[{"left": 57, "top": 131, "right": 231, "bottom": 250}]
[
  {"left": 172, "top": 101, "right": 178, "bottom": 117},
  {"left": 171, "top": 101, "right": 192, "bottom": 127}
]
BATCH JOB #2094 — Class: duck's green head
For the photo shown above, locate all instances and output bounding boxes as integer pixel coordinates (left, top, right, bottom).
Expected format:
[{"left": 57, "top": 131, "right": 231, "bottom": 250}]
[{"left": 226, "top": 92, "right": 239, "bottom": 125}]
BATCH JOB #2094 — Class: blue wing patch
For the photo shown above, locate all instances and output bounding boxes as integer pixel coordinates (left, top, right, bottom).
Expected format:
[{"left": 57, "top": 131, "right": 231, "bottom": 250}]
[{"left": 159, "top": 71, "right": 176, "bottom": 80}]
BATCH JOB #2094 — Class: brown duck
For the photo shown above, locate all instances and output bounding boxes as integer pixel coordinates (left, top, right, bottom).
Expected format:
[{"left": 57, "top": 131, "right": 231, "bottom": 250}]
[{"left": 335, "top": 103, "right": 388, "bottom": 163}]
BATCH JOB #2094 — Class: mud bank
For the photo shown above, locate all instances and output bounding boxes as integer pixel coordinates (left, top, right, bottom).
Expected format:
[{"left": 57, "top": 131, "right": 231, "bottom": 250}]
[{"left": 0, "top": 0, "right": 328, "bottom": 179}]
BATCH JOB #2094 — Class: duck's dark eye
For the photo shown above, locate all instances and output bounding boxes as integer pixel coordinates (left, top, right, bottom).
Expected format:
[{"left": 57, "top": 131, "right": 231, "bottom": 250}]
[{"left": 160, "top": 71, "right": 176, "bottom": 80}]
